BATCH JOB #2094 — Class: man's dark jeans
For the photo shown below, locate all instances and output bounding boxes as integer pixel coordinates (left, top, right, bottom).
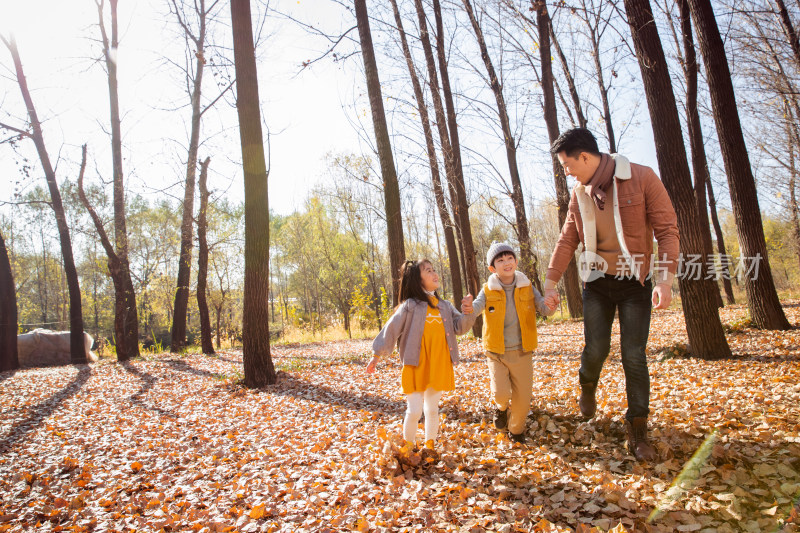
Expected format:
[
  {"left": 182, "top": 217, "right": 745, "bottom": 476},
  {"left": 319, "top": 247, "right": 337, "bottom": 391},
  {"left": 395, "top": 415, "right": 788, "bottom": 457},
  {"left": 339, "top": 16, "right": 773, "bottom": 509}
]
[{"left": 580, "top": 275, "right": 652, "bottom": 421}]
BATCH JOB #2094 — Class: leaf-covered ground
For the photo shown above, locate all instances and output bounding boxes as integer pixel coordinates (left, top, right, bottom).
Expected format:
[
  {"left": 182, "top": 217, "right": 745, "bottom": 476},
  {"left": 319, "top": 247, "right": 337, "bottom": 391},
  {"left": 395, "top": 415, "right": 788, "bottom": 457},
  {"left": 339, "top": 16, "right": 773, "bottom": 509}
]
[{"left": 1, "top": 302, "right": 799, "bottom": 533}]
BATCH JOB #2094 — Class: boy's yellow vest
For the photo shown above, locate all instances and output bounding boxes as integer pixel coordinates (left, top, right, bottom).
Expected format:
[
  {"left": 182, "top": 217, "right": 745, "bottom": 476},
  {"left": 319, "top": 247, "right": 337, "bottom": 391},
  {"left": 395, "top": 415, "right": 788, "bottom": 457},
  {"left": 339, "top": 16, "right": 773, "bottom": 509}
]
[{"left": 481, "top": 272, "right": 538, "bottom": 354}]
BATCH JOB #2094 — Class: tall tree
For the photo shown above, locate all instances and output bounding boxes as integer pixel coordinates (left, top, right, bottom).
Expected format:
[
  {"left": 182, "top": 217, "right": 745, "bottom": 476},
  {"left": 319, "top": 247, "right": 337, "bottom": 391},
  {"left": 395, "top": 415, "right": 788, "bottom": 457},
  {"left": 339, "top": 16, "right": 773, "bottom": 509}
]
[
  {"left": 686, "top": 0, "right": 791, "bottom": 330},
  {"left": 431, "top": 0, "right": 482, "bottom": 304},
  {"left": 169, "top": 0, "right": 233, "bottom": 353},
  {"left": 622, "top": 0, "right": 731, "bottom": 358},
  {"left": 462, "top": 0, "right": 542, "bottom": 290},
  {"left": 389, "top": 0, "right": 463, "bottom": 306},
  {"left": 675, "top": 0, "right": 722, "bottom": 307},
  {"left": 196, "top": 157, "right": 215, "bottom": 355},
  {"left": 76, "top": 145, "right": 132, "bottom": 359},
  {"left": 230, "top": 0, "right": 276, "bottom": 387},
  {"left": 355, "top": 0, "right": 405, "bottom": 305},
  {"left": 2, "top": 36, "right": 86, "bottom": 364},
  {"left": 788, "top": 117, "right": 800, "bottom": 272},
  {"left": 0, "top": 229, "right": 18, "bottom": 372},
  {"left": 170, "top": 0, "right": 214, "bottom": 352},
  {"left": 535, "top": 1, "right": 583, "bottom": 317},
  {"left": 97, "top": 0, "right": 140, "bottom": 359}
]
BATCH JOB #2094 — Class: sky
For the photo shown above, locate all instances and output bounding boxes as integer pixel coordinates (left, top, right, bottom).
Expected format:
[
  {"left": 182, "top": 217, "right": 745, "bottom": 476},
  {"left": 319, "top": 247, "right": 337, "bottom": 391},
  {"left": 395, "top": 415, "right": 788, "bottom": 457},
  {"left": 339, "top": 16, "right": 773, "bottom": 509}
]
[
  {"left": 0, "top": 0, "right": 367, "bottom": 215},
  {"left": 0, "top": 0, "right": 673, "bottom": 224}
]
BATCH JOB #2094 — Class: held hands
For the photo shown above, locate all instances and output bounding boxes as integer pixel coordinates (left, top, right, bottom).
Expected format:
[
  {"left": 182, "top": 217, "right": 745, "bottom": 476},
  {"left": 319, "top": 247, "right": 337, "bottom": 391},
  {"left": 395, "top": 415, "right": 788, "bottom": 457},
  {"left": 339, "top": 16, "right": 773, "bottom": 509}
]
[
  {"left": 652, "top": 284, "right": 672, "bottom": 310},
  {"left": 544, "top": 288, "right": 560, "bottom": 312},
  {"left": 366, "top": 356, "right": 379, "bottom": 374},
  {"left": 461, "top": 294, "right": 474, "bottom": 314}
]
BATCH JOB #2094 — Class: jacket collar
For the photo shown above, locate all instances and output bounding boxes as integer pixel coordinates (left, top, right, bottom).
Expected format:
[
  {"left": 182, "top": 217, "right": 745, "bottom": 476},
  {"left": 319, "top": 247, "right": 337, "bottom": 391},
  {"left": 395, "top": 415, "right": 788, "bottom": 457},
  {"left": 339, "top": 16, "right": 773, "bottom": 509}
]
[
  {"left": 611, "top": 153, "right": 631, "bottom": 180},
  {"left": 487, "top": 271, "right": 531, "bottom": 291}
]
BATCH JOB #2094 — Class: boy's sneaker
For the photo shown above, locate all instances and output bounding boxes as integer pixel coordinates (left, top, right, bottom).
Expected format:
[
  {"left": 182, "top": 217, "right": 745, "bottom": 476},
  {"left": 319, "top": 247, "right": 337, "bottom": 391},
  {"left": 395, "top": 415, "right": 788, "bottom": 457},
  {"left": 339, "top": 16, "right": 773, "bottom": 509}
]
[
  {"left": 494, "top": 408, "right": 508, "bottom": 430},
  {"left": 509, "top": 431, "right": 526, "bottom": 444}
]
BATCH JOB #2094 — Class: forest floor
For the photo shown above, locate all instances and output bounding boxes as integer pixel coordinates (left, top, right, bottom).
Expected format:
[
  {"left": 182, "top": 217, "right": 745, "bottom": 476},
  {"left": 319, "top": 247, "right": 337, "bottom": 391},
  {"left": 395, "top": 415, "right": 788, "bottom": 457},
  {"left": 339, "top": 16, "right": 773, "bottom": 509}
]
[{"left": 1, "top": 301, "right": 799, "bottom": 533}]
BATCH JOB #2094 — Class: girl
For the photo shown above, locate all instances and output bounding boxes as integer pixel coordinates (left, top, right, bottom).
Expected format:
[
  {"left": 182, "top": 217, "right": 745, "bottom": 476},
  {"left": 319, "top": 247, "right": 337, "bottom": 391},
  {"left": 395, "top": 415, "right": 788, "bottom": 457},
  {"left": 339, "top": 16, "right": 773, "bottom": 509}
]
[{"left": 366, "top": 259, "right": 471, "bottom": 449}]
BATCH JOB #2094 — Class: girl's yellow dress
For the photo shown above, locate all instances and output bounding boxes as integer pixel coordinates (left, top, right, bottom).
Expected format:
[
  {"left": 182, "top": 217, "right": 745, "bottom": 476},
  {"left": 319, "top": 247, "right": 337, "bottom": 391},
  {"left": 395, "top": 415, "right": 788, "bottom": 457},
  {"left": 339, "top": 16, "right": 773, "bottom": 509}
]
[{"left": 401, "top": 297, "right": 455, "bottom": 393}]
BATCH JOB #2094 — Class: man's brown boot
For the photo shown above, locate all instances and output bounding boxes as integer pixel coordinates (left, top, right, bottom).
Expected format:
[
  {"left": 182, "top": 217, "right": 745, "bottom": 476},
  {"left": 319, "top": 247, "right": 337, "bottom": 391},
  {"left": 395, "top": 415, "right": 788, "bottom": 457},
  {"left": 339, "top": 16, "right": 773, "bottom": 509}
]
[
  {"left": 578, "top": 382, "right": 597, "bottom": 419},
  {"left": 626, "top": 417, "right": 657, "bottom": 462}
]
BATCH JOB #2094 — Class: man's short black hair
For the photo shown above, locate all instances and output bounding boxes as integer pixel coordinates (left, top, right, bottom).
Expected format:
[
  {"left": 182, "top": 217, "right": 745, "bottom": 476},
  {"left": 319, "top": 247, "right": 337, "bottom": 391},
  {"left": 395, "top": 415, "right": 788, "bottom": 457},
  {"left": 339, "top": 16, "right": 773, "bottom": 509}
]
[{"left": 550, "top": 128, "right": 601, "bottom": 158}]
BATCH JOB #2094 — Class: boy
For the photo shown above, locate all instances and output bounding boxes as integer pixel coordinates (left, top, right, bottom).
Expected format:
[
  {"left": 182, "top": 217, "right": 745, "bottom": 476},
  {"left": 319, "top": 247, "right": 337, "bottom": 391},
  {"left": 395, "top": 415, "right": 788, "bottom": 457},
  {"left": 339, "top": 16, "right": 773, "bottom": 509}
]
[{"left": 462, "top": 242, "right": 554, "bottom": 443}]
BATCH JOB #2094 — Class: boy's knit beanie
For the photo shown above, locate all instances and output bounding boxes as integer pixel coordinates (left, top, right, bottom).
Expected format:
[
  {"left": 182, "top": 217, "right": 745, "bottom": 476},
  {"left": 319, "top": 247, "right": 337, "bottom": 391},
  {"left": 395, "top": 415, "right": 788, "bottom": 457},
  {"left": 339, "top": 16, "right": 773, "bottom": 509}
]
[{"left": 486, "top": 242, "right": 515, "bottom": 267}]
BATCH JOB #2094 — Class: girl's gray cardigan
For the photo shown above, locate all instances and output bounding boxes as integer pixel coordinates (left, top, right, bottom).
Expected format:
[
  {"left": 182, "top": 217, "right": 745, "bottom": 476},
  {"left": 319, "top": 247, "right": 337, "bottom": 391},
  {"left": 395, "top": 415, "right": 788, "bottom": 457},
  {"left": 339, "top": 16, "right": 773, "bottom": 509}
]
[{"left": 372, "top": 297, "right": 472, "bottom": 366}]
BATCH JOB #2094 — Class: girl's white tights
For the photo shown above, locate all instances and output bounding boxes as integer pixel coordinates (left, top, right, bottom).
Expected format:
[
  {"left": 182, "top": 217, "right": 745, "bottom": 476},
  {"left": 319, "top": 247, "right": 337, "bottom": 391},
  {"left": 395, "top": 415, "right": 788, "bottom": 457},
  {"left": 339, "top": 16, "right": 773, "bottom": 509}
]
[{"left": 403, "top": 388, "right": 443, "bottom": 443}]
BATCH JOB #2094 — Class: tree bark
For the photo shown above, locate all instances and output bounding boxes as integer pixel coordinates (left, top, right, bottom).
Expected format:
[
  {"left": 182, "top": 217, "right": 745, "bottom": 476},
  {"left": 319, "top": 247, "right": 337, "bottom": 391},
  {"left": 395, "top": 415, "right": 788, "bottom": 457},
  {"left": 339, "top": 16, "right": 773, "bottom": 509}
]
[
  {"left": 432, "top": 0, "right": 482, "bottom": 307},
  {"left": 0, "top": 229, "right": 18, "bottom": 372},
  {"left": 355, "top": 0, "right": 405, "bottom": 306},
  {"left": 390, "top": 0, "right": 463, "bottom": 306},
  {"left": 536, "top": 1, "right": 583, "bottom": 317},
  {"left": 623, "top": 0, "right": 731, "bottom": 358},
  {"left": 677, "top": 0, "right": 722, "bottom": 308},
  {"left": 686, "top": 0, "right": 790, "bottom": 330},
  {"left": 4, "top": 36, "right": 86, "bottom": 364},
  {"left": 230, "top": 0, "right": 276, "bottom": 387},
  {"left": 196, "top": 157, "right": 215, "bottom": 355},
  {"left": 462, "top": 0, "right": 542, "bottom": 291},
  {"left": 98, "top": 0, "right": 140, "bottom": 359},
  {"left": 171, "top": 0, "right": 209, "bottom": 353},
  {"left": 705, "top": 178, "right": 736, "bottom": 304},
  {"left": 775, "top": 0, "right": 800, "bottom": 69}
]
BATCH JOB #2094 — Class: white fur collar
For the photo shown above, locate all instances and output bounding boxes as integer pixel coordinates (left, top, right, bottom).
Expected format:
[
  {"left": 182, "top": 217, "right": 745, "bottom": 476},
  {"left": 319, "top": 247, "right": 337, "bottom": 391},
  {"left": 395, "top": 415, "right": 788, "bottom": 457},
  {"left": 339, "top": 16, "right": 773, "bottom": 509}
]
[
  {"left": 487, "top": 271, "right": 531, "bottom": 291},
  {"left": 611, "top": 153, "right": 631, "bottom": 180}
]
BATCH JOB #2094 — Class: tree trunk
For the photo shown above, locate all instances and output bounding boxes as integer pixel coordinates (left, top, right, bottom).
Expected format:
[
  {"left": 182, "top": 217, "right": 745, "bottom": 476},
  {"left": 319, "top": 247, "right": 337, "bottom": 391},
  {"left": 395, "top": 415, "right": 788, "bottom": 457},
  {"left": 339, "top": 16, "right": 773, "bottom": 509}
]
[
  {"left": 77, "top": 145, "right": 128, "bottom": 358},
  {"left": 4, "top": 36, "right": 86, "bottom": 363},
  {"left": 432, "top": 0, "right": 482, "bottom": 310},
  {"left": 390, "top": 0, "right": 463, "bottom": 306},
  {"left": 462, "top": 0, "right": 542, "bottom": 291},
  {"left": 787, "top": 110, "right": 800, "bottom": 274},
  {"left": 196, "top": 157, "right": 215, "bottom": 355},
  {"left": 678, "top": 0, "right": 722, "bottom": 308},
  {"left": 686, "top": 0, "right": 790, "bottom": 330},
  {"left": 549, "top": 17, "right": 588, "bottom": 128},
  {"left": 215, "top": 305, "right": 222, "bottom": 349},
  {"left": 171, "top": 0, "right": 209, "bottom": 353},
  {"left": 623, "top": 0, "right": 731, "bottom": 359},
  {"left": 705, "top": 178, "right": 736, "bottom": 304},
  {"left": 0, "top": 230, "right": 18, "bottom": 372},
  {"left": 355, "top": 0, "right": 405, "bottom": 306},
  {"left": 98, "top": 0, "right": 140, "bottom": 359},
  {"left": 536, "top": 2, "right": 583, "bottom": 317},
  {"left": 230, "top": 0, "right": 276, "bottom": 387},
  {"left": 775, "top": 0, "right": 800, "bottom": 69}
]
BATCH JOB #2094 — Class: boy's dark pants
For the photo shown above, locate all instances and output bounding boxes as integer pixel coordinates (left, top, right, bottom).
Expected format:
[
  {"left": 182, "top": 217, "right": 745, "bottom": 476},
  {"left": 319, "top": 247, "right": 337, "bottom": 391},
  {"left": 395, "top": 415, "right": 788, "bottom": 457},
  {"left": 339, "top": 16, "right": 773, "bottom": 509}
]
[{"left": 580, "top": 276, "right": 652, "bottom": 421}]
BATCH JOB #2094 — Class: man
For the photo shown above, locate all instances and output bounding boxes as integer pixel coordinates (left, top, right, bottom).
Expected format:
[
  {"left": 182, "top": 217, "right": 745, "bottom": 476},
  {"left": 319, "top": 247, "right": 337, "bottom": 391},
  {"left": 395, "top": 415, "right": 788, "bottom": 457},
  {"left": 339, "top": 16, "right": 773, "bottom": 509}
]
[{"left": 544, "top": 128, "right": 679, "bottom": 462}]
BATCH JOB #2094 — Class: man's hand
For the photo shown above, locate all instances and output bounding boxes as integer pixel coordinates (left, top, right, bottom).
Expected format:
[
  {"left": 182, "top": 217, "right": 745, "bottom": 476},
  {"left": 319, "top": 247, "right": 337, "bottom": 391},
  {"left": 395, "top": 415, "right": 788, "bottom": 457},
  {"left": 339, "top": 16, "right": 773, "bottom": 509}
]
[
  {"left": 366, "top": 356, "right": 379, "bottom": 374},
  {"left": 652, "top": 283, "right": 672, "bottom": 310},
  {"left": 544, "top": 288, "right": 560, "bottom": 311},
  {"left": 461, "top": 294, "right": 474, "bottom": 314}
]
